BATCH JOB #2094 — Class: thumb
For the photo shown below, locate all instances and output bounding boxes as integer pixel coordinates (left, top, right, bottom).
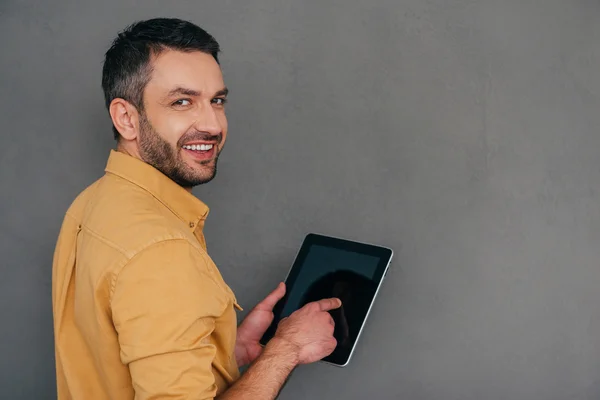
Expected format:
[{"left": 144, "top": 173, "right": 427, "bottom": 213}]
[{"left": 256, "top": 282, "right": 286, "bottom": 311}]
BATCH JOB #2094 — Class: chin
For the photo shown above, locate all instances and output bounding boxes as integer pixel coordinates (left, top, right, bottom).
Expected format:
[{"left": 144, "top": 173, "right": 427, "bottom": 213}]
[
  {"left": 193, "top": 168, "right": 217, "bottom": 185},
  {"left": 177, "top": 158, "right": 217, "bottom": 185}
]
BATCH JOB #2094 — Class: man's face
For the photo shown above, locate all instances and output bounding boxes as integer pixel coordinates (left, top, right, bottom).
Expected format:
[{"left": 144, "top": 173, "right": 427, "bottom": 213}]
[{"left": 138, "top": 50, "right": 228, "bottom": 187}]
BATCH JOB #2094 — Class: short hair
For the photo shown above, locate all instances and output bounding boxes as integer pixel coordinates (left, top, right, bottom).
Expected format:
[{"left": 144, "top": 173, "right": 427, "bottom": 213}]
[{"left": 101, "top": 18, "right": 221, "bottom": 140}]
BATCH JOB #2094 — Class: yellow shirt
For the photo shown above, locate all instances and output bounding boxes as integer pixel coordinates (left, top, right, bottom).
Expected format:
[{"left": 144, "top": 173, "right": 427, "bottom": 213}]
[{"left": 52, "top": 150, "right": 242, "bottom": 399}]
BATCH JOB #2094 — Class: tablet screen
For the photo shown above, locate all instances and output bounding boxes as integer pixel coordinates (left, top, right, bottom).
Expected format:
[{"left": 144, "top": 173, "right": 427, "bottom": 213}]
[{"left": 260, "top": 234, "right": 393, "bottom": 366}]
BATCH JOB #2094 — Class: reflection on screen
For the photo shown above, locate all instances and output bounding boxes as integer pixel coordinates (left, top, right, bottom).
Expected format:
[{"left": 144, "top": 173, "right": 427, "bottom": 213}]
[{"left": 280, "top": 245, "right": 380, "bottom": 358}]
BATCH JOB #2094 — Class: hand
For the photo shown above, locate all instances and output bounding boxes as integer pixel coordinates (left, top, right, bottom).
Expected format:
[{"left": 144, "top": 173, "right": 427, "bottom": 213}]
[
  {"left": 272, "top": 297, "right": 341, "bottom": 365},
  {"left": 235, "top": 282, "right": 286, "bottom": 367}
]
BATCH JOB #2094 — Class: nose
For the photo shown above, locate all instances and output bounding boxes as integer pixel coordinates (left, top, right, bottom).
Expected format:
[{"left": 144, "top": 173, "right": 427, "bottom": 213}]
[{"left": 193, "top": 103, "right": 222, "bottom": 136}]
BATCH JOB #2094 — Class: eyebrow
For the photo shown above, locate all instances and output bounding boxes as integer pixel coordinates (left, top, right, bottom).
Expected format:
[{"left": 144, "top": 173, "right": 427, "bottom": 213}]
[
  {"left": 165, "top": 86, "right": 229, "bottom": 98},
  {"left": 214, "top": 87, "right": 229, "bottom": 97}
]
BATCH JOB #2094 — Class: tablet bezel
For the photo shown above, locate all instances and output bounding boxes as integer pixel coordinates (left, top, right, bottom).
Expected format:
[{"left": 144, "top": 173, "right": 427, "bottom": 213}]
[{"left": 259, "top": 232, "right": 393, "bottom": 367}]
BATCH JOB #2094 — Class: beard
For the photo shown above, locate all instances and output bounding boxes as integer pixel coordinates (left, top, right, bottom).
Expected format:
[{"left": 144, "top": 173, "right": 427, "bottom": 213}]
[{"left": 138, "top": 112, "right": 222, "bottom": 188}]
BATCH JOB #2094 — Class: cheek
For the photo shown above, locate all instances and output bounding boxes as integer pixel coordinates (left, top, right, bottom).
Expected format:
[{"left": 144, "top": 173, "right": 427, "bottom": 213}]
[
  {"left": 153, "top": 114, "right": 191, "bottom": 146},
  {"left": 219, "top": 114, "right": 228, "bottom": 138}
]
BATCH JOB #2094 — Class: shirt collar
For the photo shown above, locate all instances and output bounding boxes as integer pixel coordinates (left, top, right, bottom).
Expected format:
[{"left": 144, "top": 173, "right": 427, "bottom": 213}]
[{"left": 104, "top": 150, "right": 209, "bottom": 230}]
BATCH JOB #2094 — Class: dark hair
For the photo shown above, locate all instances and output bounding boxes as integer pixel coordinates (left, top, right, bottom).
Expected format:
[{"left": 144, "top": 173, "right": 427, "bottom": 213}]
[{"left": 101, "top": 18, "right": 221, "bottom": 140}]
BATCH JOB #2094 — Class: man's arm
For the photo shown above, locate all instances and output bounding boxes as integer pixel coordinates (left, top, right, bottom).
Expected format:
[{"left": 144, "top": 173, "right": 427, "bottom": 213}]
[
  {"left": 220, "top": 298, "right": 341, "bottom": 399},
  {"left": 111, "top": 240, "right": 230, "bottom": 399},
  {"left": 218, "top": 338, "right": 298, "bottom": 400},
  {"left": 112, "top": 239, "right": 339, "bottom": 400}
]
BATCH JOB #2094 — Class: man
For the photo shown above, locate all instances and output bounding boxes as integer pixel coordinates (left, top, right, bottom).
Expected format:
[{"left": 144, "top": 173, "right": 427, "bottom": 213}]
[{"left": 52, "top": 18, "right": 340, "bottom": 400}]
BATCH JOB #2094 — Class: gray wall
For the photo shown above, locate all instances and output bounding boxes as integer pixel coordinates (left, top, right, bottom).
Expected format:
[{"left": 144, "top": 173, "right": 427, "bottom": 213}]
[{"left": 1, "top": 1, "right": 599, "bottom": 399}]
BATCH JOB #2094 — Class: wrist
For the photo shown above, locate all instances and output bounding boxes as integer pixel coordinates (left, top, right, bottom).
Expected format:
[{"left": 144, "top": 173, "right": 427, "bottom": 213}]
[{"left": 264, "top": 337, "right": 300, "bottom": 367}]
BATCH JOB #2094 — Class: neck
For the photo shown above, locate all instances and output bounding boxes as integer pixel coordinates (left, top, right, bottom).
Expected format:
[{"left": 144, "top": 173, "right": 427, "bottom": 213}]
[{"left": 116, "top": 141, "right": 142, "bottom": 160}]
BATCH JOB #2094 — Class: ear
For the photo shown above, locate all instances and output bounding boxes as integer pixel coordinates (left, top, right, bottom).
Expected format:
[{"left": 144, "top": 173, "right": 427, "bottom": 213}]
[{"left": 109, "top": 98, "right": 140, "bottom": 141}]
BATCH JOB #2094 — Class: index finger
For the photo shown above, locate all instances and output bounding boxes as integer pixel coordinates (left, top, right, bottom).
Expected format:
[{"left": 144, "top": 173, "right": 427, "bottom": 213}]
[{"left": 313, "top": 298, "right": 342, "bottom": 311}]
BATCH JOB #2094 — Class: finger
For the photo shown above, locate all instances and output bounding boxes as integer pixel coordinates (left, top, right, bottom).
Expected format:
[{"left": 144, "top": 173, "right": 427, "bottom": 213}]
[
  {"left": 327, "top": 313, "right": 335, "bottom": 329},
  {"left": 314, "top": 298, "right": 342, "bottom": 312},
  {"left": 328, "top": 338, "right": 338, "bottom": 352},
  {"left": 256, "top": 282, "right": 286, "bottom": 311}
]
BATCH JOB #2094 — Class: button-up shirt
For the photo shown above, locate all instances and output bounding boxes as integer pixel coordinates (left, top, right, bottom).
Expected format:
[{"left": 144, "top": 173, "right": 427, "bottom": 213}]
[{"left": 52, "top": 150, "right": 242, "bottom": 399}]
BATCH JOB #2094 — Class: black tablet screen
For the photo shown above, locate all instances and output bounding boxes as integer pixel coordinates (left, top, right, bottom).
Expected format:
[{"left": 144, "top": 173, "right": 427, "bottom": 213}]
[{"left": 260, "top": 234, "right": 392, "bottom": 365}]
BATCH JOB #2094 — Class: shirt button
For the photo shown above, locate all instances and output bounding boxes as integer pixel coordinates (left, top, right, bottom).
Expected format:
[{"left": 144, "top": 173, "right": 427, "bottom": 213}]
[{"left": 189, "top": 222, "right": 195, "bottom": 228}]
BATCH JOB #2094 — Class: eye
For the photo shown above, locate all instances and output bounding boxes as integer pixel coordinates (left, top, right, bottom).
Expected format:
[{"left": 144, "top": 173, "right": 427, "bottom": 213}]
[
  {"left": 172, "top": 99, "right": 191, "bottom": 107},
  {"left": 212, "top": 97, "right": 228, "bottom": 106}
]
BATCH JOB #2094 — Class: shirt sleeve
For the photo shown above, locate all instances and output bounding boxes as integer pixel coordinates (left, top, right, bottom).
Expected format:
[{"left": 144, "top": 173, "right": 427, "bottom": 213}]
[{"left": 111, "top": 239, "right": 230, "bottom": 400}]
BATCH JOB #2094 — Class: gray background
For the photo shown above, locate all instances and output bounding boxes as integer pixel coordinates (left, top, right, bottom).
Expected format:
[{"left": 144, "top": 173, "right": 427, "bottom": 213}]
[{"left": 1, "top": 1, "right": 599, "bottom": 399}]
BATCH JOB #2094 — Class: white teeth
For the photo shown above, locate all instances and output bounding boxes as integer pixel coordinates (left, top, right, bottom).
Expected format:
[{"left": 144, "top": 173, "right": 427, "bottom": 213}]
[{"left": 183, "top": 144, "right": 214, "bottom": 151}]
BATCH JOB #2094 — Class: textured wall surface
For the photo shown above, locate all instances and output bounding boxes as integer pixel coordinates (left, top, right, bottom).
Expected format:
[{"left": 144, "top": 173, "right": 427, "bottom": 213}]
[{"left": 1, "top": 1, "right": 599, "bottom": 399}]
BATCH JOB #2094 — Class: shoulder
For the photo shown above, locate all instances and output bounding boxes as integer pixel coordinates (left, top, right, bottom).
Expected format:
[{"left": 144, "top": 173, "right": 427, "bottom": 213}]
[
  {"left": 63, "top": 179, "right": 102, "bottom": 221},
  {"left": 78, "top": 173, "right": 198, "bottom": 257},
  {"left": 111, "top": 238, "right": 231, "bottom": 316},
  {"left": 120, "top": 238, "right": 214, "bottom": 278}
]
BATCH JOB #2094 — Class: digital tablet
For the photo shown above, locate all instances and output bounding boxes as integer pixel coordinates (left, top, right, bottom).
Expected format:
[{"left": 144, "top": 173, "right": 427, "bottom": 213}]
[{"left": 260, "top": 233, "right": 393, "bottom": 367}]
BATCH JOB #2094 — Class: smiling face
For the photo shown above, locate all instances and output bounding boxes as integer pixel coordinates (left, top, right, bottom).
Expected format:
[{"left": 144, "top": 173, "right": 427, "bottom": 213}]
[{"left": 115, "top": 49, "right": 228, "bottom": 188}]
